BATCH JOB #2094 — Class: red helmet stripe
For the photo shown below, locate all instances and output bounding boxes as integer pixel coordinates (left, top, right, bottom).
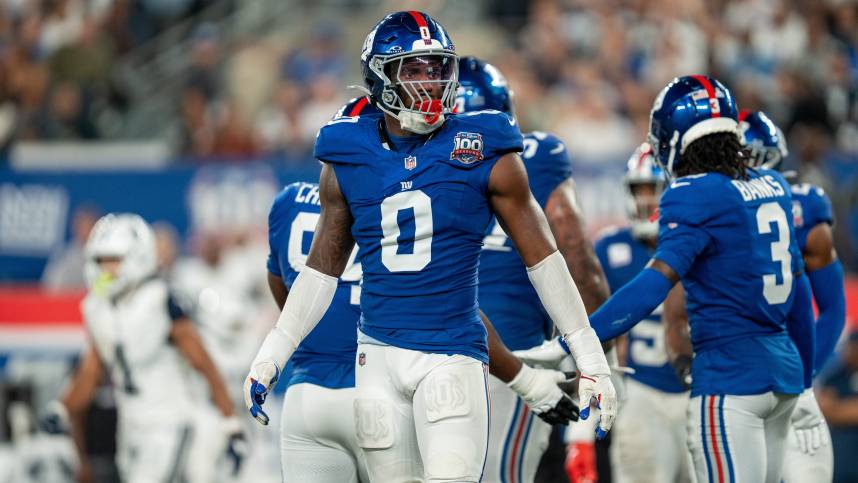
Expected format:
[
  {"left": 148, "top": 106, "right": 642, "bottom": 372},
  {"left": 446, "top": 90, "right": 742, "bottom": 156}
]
[
  {"left": 348, "top": 97, "right": 370, "bottom": 116},
  {"left": 408, "top": 10, "right": 429, "bottom": 29},
  {"left": 691, "top": 75, "right": 720, "bottom": 118},
  {"left": 408, "top": 11, "right": 432, "bottom": 44}
]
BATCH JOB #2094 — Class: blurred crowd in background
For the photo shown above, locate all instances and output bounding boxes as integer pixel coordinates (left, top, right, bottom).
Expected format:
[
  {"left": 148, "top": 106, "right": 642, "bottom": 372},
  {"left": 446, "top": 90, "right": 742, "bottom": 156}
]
[{"left": 1, "top": 0, "right": 857, "bottom": 265}]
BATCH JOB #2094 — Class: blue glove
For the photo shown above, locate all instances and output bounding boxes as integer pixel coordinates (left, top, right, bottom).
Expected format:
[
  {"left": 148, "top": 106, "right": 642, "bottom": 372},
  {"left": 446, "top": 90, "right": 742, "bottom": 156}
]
[{"left": 243, "top": 362, "right": 280, "bottom": 425}]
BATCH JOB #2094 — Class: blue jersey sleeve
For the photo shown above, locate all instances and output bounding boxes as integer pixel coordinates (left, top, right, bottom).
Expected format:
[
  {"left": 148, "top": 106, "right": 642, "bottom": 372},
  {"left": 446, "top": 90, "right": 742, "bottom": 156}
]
[
  {"left": 313, "top": 117, "right": 377, "bottom": 166},
  {"left": 786, "top": 273, "right": 815, "bottom": 387},
  {"left": 523, "top": 132, "right": 573, "bottom": 207},
  {"left": 791, "top": 183, "right": 834, "bottom": 252},
  {"left": 809, "top": 260, "right": 846, "bottom": 372},
  {"left": 589, "top": 268, "right": 674, "bottom": 341},
  {"left": 266, "top": 183, "right": 301, "bottom": 278},
  {"left": 653, "top": 178, "right": 715, "bottom": 277},
  {"left": 452, "top": 111, "right": 523, "bottom": 161},
  {"left": 795, "top": 183, "right": 834, "bottom": 228}
]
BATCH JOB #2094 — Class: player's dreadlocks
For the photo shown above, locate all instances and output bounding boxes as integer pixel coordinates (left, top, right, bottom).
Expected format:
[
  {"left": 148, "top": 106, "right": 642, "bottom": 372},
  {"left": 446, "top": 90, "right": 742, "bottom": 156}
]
[{"left": 676, "top": 132, "right": 750, "bottom": 180}]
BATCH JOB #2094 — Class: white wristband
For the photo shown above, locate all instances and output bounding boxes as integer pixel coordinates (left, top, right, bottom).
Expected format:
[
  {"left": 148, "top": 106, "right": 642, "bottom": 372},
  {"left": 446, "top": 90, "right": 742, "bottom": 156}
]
[
  {"left": 526, "top": 250, "right": 590, "bottom": 336},
  {"left": 507, "top": 363, "right": 536, "bottom": 392},
  {"left": 564, "top": 327, "right": 610, "bottom": 377},
  {"left": 251, "top": 266, "right": 338, "bottom": 370}
]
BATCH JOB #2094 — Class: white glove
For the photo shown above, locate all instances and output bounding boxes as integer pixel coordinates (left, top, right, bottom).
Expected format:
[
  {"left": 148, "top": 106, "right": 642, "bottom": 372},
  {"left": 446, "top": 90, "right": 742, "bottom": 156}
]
[
  {"left": 564, "top": 328, "right": 617, "bottom": 438},
  {"left": 513, "top": 337, "right": 570, "bottom": 369},
  {"left": 508, "top": 364, "right": 567, "bottom": 413},
  {"left": 222, "top": 416, "right": 247, "bottom": 475},
  {"left": 508, "top": 364, "right": 579, "bottom": 425},
  {"left": 791, "top": 389, "right": 828, "bottom": 455},
  {"left": 243, "top": 361, "right": 281, "bottom": 425}
]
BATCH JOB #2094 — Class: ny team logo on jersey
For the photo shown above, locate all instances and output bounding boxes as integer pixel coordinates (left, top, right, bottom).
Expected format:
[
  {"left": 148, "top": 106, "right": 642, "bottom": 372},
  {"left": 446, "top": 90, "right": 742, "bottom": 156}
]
[
  {"left": 451, "top": 132, "right": 484, "bottom": 164},
  {"left": 404, "top": 155, "right": 417, "bottom": 170}
]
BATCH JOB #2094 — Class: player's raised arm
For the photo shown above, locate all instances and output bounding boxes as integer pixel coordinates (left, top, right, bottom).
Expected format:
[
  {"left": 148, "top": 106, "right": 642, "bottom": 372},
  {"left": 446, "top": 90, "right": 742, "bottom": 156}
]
[
  {"left": 245, "top": 164, "right": 354, "bottom": 425},
  {"left": 544, "top": 178, "right": 610, "bottom": 313},
  {"left": 487, "top": 152, "right": 616, "bottom": 437}
]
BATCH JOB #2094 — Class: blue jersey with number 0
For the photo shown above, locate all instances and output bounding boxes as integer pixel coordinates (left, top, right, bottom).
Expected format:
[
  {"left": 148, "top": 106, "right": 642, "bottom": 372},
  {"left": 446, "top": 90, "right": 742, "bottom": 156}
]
[
  {"left": 267, "top": 182, "right": 362, "bottom": 389},
  {"left": 655, "top": 168, "right": 804, "bottom": 396},
  {"left": 478, "top": 131, "right": 571, "bottom": 351},
  {"left": 314, "top": 111, "right": 523, "bottom": 363}
]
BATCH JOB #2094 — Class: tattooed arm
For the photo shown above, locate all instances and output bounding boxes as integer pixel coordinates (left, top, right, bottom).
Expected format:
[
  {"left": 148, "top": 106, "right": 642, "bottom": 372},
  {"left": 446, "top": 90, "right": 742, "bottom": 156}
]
[
  {"left": 245, "top": 164, "right": 355, "bottom": 425},
  {"left": 544, "top": 178, "right": 610, "bottom": 314},
  {"left": 305, "top": 164, "right": 356, "bottom": 276}
]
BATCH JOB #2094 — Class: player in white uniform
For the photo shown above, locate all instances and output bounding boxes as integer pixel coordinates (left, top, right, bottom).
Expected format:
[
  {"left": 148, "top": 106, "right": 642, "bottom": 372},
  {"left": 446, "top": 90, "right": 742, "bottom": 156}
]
[{"left": 49, "top": 214, "right": 244, "bottom": 483}]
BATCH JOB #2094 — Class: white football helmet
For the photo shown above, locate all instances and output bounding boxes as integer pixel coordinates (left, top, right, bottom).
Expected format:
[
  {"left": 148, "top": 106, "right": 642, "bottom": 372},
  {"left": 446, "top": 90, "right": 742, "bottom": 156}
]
[
  {"left": 623, "top": 142, "right": 665, "bottom": 240},
  {"left": 84, "top": 213, "right": 157, "bottom": 296}
]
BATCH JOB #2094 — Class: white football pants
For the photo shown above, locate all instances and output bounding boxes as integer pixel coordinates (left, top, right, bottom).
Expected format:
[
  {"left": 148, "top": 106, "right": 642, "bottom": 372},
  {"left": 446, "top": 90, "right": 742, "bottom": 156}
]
[
  {"left": 354, "top": 343, "right": 490, "bottom": 483},
  {"left": 279, "top": 383, "right": 368, "bottom": 483},
  {"left": 482, "top": 374, "right": 552, "bottom": 483},
  {"left": 612, "top": 378, "right": 693, "bottom": 483},
  {"left": 116, "top": 422, "right": 194, "bottom": 483},
  {"left": 687, "top": 392, "right": 797, "bottom": 483}
]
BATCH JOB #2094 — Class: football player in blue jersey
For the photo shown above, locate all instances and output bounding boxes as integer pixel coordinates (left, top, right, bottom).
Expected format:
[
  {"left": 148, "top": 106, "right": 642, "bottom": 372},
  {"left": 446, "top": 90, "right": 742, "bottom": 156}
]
[
  {"left": 245, "top": 11, "right": 617, "bottom": 483},
  {"left": 739, "top": 110, "right": 845, "bottom": 482},
  {"left": 594, "top": 143, "right": 693, "bottom": 483},
  {"left": 456, "top": 56, "right": 613, "bottom": 483},
  {"left": 579, "top": 75, "right": 816, "bottom": 483},
  {"left": 263, "top": 100, "right": 583, "bottom": 482}
]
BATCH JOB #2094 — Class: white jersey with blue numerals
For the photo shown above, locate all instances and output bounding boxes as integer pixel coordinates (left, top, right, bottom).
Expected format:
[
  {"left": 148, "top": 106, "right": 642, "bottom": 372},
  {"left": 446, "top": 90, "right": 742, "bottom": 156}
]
[
  {"left": 655, "top": 168, "right": 804, "bottom": 396},
  {"left": 267, "top": 181, "right": 362, "bottom": 389},
  {"left": 314, "top": 110, "right": 523, "bottom": 363},
  {"left": 478, "top": 131, "right": 571, "bottom": 351}
]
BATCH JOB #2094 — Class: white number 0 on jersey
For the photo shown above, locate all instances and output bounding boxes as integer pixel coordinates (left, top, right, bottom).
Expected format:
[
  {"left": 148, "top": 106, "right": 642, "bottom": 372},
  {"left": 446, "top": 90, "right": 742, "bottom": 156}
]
[
  {"left": 380, "top": 190, "right": 433, "bottom": 272},
  {"left": 756, "top": 202, "right": 793, "bottom": 304}
]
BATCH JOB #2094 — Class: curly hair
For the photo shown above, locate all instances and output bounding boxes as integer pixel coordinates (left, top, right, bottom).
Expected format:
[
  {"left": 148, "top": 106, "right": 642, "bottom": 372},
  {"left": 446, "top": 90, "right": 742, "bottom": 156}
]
[{"left": 676, "top": 132, "right": 750, "bottom": 180}]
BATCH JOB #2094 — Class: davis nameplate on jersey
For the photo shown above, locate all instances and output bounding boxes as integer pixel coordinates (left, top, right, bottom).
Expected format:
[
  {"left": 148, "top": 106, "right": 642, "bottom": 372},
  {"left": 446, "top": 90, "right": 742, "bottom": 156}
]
[
  {"left": 451, "top": 132, "right": 484, "bottom": 164},
  {"left": 404, "top": 155, "right": 417, "bottom": 170}
]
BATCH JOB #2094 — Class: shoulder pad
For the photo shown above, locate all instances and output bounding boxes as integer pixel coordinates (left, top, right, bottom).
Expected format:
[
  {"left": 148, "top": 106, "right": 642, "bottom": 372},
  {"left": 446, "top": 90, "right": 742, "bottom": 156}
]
[
  {"left": 522, "top": 130, "right": 571, "bottom": 168},
  {"left": 314, "top": 116, "right": 378, "bottom": 165},
  {"left": 270, "top": 182, "right": 302, "bottom": 216},
  {"left": 447, "top": 110, "right": 523, "bottom": 162},
  {"left": 791, "top": 182, "right": 833, "bottom": 226},
  {"left": 660, "top": 174, "right": 734, "bottom": 226}
]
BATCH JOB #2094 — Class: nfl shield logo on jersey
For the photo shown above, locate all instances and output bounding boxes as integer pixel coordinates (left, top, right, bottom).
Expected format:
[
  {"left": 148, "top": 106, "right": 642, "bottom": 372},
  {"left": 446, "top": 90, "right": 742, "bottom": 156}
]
[
  {"left": 451, "top": 132, "right": 484, "bottom": 164},
  {"left": 404, "top": 155, "right": 417, "bottom": 170},
  {"left": 358, "top": 352, "right": 366, "bottom": 366}
]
